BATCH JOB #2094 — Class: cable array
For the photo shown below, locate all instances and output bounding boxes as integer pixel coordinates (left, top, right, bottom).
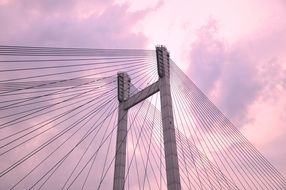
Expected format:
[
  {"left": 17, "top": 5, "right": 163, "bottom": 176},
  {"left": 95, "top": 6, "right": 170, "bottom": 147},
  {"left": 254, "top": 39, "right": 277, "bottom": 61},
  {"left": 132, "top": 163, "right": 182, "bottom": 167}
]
[
  {"left": 0, "top": 45, "right": 285, "bottom": 189},
  {"left": 170, "top": 61, "right": 286, "bottom": 189},
  {"left": 0, "top": 45, "right": 159, "bottom": 189}
]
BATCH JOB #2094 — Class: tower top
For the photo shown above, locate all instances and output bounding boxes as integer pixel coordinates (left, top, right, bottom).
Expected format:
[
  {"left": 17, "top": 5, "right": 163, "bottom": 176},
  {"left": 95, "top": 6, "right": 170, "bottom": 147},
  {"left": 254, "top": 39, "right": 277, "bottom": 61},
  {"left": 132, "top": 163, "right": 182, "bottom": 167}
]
[
  {"left": 117, "top": 72, "right": 130, "bottom": 102},
  {"left": 156, "top": 45, "right": 170, "bottom": 78}
]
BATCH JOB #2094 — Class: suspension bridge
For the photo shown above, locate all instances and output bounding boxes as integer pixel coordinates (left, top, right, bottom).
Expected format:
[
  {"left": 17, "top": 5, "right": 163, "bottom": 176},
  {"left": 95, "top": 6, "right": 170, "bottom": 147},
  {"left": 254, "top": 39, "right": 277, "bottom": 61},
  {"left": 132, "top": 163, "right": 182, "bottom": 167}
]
[{"left": 0, "top": 45, "right": 285, "bottom": 190}]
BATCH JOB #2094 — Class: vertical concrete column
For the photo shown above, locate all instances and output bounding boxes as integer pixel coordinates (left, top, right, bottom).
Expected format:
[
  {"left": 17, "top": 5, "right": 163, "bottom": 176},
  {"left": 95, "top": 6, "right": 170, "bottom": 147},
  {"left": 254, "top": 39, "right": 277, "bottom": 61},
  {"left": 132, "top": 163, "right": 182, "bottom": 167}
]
[
  {"left": 156, "top": 46, "right": 181, "bottom": 190},
  {"left": 113, "top": 72, "right": 130, "bottom": 190}
]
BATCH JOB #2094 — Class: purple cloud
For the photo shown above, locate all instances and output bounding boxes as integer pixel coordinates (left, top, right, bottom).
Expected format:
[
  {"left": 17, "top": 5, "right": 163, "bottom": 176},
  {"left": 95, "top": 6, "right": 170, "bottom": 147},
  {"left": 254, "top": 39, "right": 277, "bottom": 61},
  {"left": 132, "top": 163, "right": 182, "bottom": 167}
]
[
  {"left": 0, "top": 0, "right": 148, "bottom": 48},
  {"left": 186, "top": 18, "right": 286, "bottom": 126}
]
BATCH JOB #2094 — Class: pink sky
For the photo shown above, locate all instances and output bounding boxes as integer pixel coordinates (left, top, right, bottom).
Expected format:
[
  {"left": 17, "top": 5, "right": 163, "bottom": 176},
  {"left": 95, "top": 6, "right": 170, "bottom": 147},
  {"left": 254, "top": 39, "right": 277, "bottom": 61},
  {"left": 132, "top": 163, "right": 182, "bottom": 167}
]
[{"left": 0, "top": 0, "right": 285, "bottom": 178}]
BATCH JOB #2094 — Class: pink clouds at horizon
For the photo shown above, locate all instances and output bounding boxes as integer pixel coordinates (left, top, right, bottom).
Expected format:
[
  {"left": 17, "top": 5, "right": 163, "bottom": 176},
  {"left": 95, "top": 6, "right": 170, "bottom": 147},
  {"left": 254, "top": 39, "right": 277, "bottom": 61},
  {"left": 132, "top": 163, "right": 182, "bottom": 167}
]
[{"left": 0, "top": 0, "right": 285, "bottom": 179}]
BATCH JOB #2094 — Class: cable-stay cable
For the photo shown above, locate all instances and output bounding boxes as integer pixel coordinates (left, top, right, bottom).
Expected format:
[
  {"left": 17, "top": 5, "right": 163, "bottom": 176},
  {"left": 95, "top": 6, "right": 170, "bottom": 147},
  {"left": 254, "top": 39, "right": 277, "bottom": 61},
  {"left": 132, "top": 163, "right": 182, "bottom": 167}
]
[
  {"left": 173, "top": 88, "right": 209, "bottom": 189},
  {"left": 172, "top": 92, "right": 195, "bottom": 190},
  {"left": 142, "top": 93, "right": 158, "bottom": 190},
  {"left": 0, "top": 76, "right": 116, "bottom": 94},
  {"left": 0, "top": 60, "right": 153, "bottom": 87},
  {"left": 123, "top": 78, "right": 228, "bottom": 189},
  {"left": 0, "top": 89, "right": 116, "bottom": 158},
  {"left": 125, "top": 75, "right": 163, "bottom": 189},
  {"left": 173, "top": 85, "right": 240, "bottom": 189},
  {"left": 0, "top": 76, "right": 116, "bottom": 92},
  {"left": 123, "top": 74, "right": 160, "bottom": 190},
  {"left": 0, "top": 46, "right": 157, "bottom": 189},
  {"left": 170, "top": 84, "right": 217, "bottom": 189},
  {"left": 0, "top": 80, "right": 116, "bottom": 122},
  {"left": 140, "top": 103, "right": 172, "bottom": 188},
  {"left": 0, "top": 60, "right": 154, "bottom": 93},
  {"left": 64, "top": 66, "right": 158, "bottom": 189},
  {"left": 180, "top": 84, "right": 270, "bottom": 189},
  {"left": 0, "top": 81, "right": 112, "bottom": 104},
  {"left": 186, "top": 83, "right": 284, "bottom": 189},
  {"left": 0, "top": 82, "right": 115, "bottom": 125},
  {"left": 0, "top": 56, "right": 155, "bottom": 64},
  {"left": 0, "top": 88, "right": 115, "bottom": 144},
  {"left": 67, "top": 86, "right": 148, "bottom": 189},
  {"left": 0, "top": 57, "right": 155, "bottom": 73},
  {"left": 172, "top": 84, "right": 238, "bottom": 189},
  {"left": 80, "top": 104, "right": 117, "bottom": 190},
  {"left": 172, "top": 68, "right": 254, "bottom": 189},
  {"left": 170, "top": 61, "right": 286, "bottom": 189},
  {"left": 1, "top": 45, "right": 285, "bottom": 189},
  {"left": 0, "top": 82, "right": 111, "bottom": 97},
  {"left": 128, "top": 110, "right": 145, "bottom": 190},
  {"left": 96, "top": 72, "right": 160, "bottom": 189},
  {"left": 0, "top": 90, "right": 116, "bottom": 155},
  {"left": 128, "top": 98, "right": 168, "bottom": 189},
  {"left": 0, "top": 85, "right": 113, "bottom": 121},
  {"left": 0, "top": 93, "right": 117, "bottom": 177},
  {"left": 125, "top": 77, "right": 166, "bottom": 189},
  {"left": 140, "top": 101, "right": 221, "bottom": 189},
  {"left": 168, "top": 62, "right": 244, "bottom": 189},
  {"left": 176, "top": 131, "right": 240, "bottom": 189},
  {"left": 70, "top": 99, "right": 143, "bottom": 189},
  {"left": 97, "top": 112, "right": 118, "bottom": 189},
  {"left": 128, "top": 93, "right": 160, "bottom": 189},
  {"left": 0, "top": 65, "right": 154, "bottom": 158},
  {"left": 191, "top": 82, "right": 286, "bottom": 187},
  {"left": 98, "top": 78, "right": 161, "bottom": 189},
  {"left": 122, "top": 100, "right": 153, "bottom": 190},
  {"left": 27, "top": 98, "right": 118, "bottom": 190},
  {"left": 0, "top": 63, "right": 155, "bottom": 110},
  {"left": 171, "top": 90, "right": 204, "bottom": 189},
  {"left": 0, "top": 85, "right": 88, "bottom": 97},
  {"left": 0, "top": 45, "right": 155, "bottom": 57},
  {"left": 174, "top": 63, "right": 286, "bottom": 187},
  {"left": 9, "top": 97, "right": 117, "bottom": 189},
  {"left": 126, "top": 91, "right": 207, "bottom": 189},
  {"left": 0, "top": 64, "right": 156, "bottom": 130},
  {"left": 60, "top": 101, "right": 117, "bottom": 190},
  {"left": 0, "top": 76, "right": 114, "bottom": 110},
  {"left": 140, "top": 99, "right": 224, "bottom": 189},
  {"left": 35, "top": 99, "right": 118, "bottom": 190},
  {"left": 0, "top": 61, "right": 154, "bottom": 96},
  {"left": 172, "top": 66, "right": 266, "bottom": 188},
  {"left": 79, "top": 100, "right": 118, "bottom": 190},
  {"left": 130, "top": 101, "right": 168, "bottom": 189},
  {"left": 9, "top": 103, "right": 117, "bottom": 190},
  {"left": 0, "top": 86, "right": 116, "bottom": 134}
]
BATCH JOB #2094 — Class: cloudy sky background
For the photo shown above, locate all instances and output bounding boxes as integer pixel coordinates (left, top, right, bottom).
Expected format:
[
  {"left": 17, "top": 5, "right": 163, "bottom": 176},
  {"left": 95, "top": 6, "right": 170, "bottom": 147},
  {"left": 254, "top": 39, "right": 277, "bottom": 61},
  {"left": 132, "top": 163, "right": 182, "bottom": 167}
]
[{"left": 0, "top": 0, "right": 285, "bottom": 176}]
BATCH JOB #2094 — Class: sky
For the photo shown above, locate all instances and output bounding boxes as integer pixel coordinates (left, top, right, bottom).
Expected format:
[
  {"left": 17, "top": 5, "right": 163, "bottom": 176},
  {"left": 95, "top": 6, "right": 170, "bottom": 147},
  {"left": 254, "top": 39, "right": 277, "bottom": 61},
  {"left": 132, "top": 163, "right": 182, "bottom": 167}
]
[{"left": 0, "top": 0, "right": 285, "bottom": 180}]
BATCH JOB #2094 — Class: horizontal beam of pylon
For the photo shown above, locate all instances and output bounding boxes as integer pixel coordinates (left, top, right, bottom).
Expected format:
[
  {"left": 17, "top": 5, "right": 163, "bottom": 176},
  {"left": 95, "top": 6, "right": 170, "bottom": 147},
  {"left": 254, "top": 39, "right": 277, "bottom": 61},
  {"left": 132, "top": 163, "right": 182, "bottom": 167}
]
[{"left": 124, "top": 81, "right": 159, "bottom": 110}]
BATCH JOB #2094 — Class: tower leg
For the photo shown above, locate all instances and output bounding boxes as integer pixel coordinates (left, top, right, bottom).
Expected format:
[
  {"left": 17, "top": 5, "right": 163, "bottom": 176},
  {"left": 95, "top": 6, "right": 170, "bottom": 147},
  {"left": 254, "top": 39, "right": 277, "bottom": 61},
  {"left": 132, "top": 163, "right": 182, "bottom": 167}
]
[
  {"left": 113, "top": 73, "right": 130, "bottom": 190},
  {"left": 157, "top": 46, "right": 181, "bottom": 190},
  {"left": 113, "top": 103, "right": 128, "bottom": 190}
]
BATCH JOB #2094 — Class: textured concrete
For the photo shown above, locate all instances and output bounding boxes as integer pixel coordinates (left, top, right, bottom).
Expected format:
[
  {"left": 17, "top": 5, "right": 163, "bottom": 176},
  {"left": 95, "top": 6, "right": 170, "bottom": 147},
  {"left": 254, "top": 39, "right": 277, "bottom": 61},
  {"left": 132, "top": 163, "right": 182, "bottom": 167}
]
[
  {"left": 113, "top": 47, "right": 181, "bottom": 190},
  {"left": 113, "top": 73, "right": 130, "bottom": 190},
  {"left": 124, "top": 81, "right": 159, "bottom": 110},
  {"left": 157, "top": 46, "right": 181, "bottom": 190}
]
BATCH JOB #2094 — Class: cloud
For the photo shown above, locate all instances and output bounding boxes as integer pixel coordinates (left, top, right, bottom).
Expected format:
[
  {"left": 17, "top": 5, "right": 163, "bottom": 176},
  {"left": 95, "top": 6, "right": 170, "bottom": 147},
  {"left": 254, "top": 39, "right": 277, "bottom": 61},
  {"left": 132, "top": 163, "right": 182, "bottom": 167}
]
[
  {"left": 186, "top": 19, "right": 260, "bottom": 125},
  {"left": 1, "top": 0, "right": 286, "bottom": 184},
  {"left": 186, "top": 15, "right": 286, "bottom": 177},
  {"left": 0, "top": 0, "right": 149, "bottom": 48},
  {"left": 187, "top": 19, "right": 225, "bottom": 94}
]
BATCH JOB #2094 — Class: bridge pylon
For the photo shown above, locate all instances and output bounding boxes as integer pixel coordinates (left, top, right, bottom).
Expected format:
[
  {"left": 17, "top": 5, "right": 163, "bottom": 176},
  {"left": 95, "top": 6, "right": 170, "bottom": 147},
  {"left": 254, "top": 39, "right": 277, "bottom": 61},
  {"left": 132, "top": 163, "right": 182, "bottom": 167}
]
[{"left": 113, "top": 46, "right": 181, "bottom": 190}]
